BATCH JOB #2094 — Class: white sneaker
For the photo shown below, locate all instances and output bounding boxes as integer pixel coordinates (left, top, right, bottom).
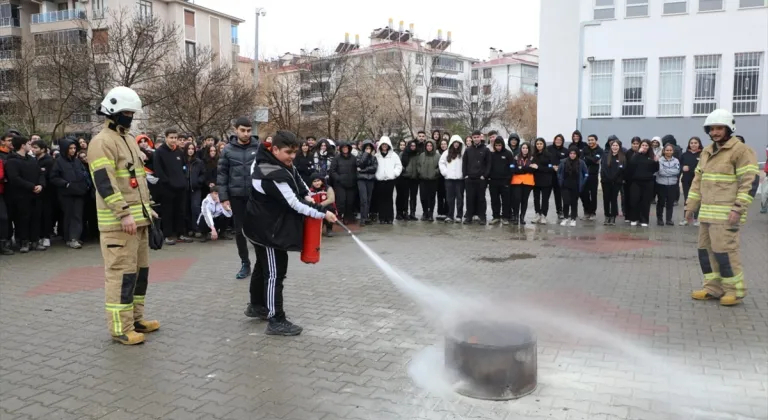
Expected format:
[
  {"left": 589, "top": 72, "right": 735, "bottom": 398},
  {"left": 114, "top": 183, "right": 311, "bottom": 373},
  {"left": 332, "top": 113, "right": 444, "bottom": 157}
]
[
  {"left": 694, "top": 220, "right": 700, "bottom": 227},
  {"left": 588, "top": 214, "right": 597, "bottom": 221},
  {"left": 560, "top": 219, "right": 568, "bottom": 226},
  {"left": 641, "top": 223, "right": 649, "bottom": 227},
  {"left": 42, "top": 238, "right": 51, "bottom": 247},
  {"left": 540, "top": 216, "right": 548, "bottom": 225},
  {"left": 569, "top": 219, "right": 577, "bottom": 227},
  {"left": 679, "top": 220, "right": 688, "bottom": 226},
  {"left": 631, "top": 221, "right": 638, "bottom": 226}
]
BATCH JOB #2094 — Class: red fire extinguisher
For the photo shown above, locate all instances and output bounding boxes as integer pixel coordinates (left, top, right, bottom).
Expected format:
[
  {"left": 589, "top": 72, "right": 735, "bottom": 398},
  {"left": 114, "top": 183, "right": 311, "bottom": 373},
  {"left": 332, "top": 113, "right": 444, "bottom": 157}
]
[{"left": 301, "top": 194, "right": 324, "bottom": 264}]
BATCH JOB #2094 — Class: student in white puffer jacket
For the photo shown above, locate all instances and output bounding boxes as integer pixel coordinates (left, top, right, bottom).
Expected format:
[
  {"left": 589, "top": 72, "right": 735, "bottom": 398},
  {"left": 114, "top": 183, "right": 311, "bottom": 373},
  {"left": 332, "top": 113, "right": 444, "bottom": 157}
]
[
  {"left": 439, "top": 135, "right": 466, "bottom": 223},
  {"left": 374, "top": 136, "right": 402, "bottom": 224}
]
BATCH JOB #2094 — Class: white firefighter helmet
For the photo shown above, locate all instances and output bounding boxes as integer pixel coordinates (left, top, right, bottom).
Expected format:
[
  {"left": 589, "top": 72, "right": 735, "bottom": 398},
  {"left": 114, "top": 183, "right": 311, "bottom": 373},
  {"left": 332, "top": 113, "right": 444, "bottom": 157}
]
[
  {"left": 99, "top": 86, "right": 142, "bottom": 116},
  {"left": 703, "top": 109, "right": 735, "bottom": 132}
]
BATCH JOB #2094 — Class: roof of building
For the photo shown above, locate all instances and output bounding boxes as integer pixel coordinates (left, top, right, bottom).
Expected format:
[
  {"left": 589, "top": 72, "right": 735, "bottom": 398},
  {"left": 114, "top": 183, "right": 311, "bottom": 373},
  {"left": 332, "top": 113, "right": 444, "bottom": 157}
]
[
  {"left": 472, "top": 47, "right": 539, "bottom": 68},
  {"left": 165, "top": 0, "right": 245, "bottom": 23},
  {"left": 237, "top": 56, "right": 254, "bottom": 63}
]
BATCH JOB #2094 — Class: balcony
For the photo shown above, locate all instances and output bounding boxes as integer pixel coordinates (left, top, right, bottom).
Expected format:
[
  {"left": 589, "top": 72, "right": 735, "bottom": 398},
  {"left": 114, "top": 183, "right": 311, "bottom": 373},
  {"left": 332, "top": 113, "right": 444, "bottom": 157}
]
[
  {"left": 32, "top": 9, "right": 87, "bottom": 25},
  {"left": 0, "top": 17, "right": 21, "bottom": 28},
  {"left": 431, "top": 85, "right": 459, "bottom": 93},
  {"left": 0, "top": 50, "right": 22, "bottom": 60}
]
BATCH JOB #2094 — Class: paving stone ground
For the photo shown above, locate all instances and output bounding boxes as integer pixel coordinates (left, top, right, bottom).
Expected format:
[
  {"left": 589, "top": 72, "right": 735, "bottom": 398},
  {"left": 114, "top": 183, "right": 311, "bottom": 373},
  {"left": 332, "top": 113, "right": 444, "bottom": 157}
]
[{"left": 1, "top": 198, "right": 767, "bottom": 420}]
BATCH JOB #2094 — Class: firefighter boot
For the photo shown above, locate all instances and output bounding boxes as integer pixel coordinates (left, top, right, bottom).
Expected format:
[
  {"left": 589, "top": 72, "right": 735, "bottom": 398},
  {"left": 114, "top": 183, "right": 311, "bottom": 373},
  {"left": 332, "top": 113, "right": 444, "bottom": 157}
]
[
  {"left": 719, "top": 295, "right": 743, "bottom": 306},
  {"left": 113, "top": 331, "right": 145, "bottom": 345},
  {"left": 134, "top": 320, "right": 161, "bottom": 333},
  {"left": 691, "top": 289, "right": 719, "bottom": 300}
]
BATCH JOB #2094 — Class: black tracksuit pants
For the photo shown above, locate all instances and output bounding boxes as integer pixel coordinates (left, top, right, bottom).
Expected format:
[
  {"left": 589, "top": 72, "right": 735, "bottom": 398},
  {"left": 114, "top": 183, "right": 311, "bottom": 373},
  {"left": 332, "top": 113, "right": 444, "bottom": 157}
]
[
  {"left": 395, "top": 177, "right": 408, "bottom": 217},
  {"left": 37, "top": 192, "right": 53, "bottom": 239},
  {"left": 197, "top": 214, "right": 229, "bottom": 234},
  {"left": 375, "top": 180, "right": 395, "bottom": 222},
  {"left": 230, "top": 196, "right": 251, "bottom": 264},
  {"left": 552, "top": 175, "right": 563, "bottom": 215},
  {"left": 419, "top": 179, "right": 438, "bottom": 218},
  {"left": 488, "top": 180, "right": 510, "bottom": 219},
  {"left": 464, "top": 178, "right": 487, "bottom": 221},
  {"left": 602, "top": 182, "right": 621, "bottom": 218},
  {"left": 160, "top": 187, "right": 187, "bottom": 238},
  {"left": 533, "top": 186, "right": 552, "bottom": 216},
  {"left": 436, "top": 177, "right": 447, "bottom": 217},
  {"left": 406, "top": 178, "right": 419, "bottom": 216},
  {"left": 444, "top": 179, "right": 464, "bottom": 220},
  {"left": 59, "top": 195, "right": 84, "bottom": 241},
  {"left": 580, "top": 175, "right": 599, "bottom": 215},
  {"left": 336, "top": 186, "right": 358, "bottom": 221},
  {"left": 9, "top": 195, "right": 39, "bottom": 242},
  {"left": 249, "top": 244, "right": 289, "bottom": 320},
  {"left": 630, "top": 180, "right": 654, "bottom": 224},
  {"left": 655, "top": 183, "right": 678, "bottom": 222},
  {"left": 0, "top": 194, "right": 8, "bottom": 240},
  {"left": 511, "top": 184, "right": 533, "bottom": 220},
  {"left": 561, "top": 185, "right": 580, "bottom": 220},
  {"left": 357, "top": 180, "right": 375, "bottom": 222}
]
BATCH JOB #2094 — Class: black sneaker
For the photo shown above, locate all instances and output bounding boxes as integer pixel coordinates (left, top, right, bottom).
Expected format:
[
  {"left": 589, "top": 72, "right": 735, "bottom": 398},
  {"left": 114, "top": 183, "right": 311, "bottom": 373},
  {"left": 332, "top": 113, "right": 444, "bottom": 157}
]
[
  {"left": 657, "top": 219, "right": 665, "bottom": 226},
  {"left": 235, "top": 262, "right": 251, "bottom": 280},
  {"left": 244, "top": 304, "right": 268, "bottom": 320},
  {"left": 665, "top": 220, "right": 674, "bottom": 226},
  {"left": 266, "top": 318, "right": 303, "bottom": 336}
]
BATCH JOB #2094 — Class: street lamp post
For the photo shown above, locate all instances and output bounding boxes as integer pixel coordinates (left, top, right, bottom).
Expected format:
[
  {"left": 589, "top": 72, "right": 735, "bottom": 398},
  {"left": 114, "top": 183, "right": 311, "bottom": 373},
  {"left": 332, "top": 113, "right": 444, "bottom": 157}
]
[
  {"left": 254, "top": 7, "right": 266, "bottom": 88},
  {"left": 576, "top": 20, "right": 602, "bottom": 132}
]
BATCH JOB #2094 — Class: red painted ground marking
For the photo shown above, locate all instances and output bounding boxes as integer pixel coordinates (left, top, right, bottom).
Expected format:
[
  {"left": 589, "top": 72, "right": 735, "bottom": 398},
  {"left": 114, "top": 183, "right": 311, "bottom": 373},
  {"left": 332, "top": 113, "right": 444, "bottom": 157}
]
[
  {"left": 25, "top": 257, "right": 197, "bottom": 297},
  {"left": 552, "top": 233, "right": 661, "bottom": 253}
]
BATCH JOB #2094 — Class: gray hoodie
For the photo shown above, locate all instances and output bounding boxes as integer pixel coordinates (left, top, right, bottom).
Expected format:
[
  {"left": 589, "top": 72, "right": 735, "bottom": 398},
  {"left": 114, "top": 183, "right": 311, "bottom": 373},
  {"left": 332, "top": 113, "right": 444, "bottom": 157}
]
[{"left": 655, "top": 156, "right": 680, "bottom": 186}]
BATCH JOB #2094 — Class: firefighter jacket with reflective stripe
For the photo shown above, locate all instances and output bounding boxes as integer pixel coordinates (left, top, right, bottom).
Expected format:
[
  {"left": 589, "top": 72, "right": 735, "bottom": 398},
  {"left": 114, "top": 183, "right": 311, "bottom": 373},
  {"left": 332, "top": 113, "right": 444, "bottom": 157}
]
[
  {"left": 87, "top": 122, "right": 153, "bottom": 231},
  {"left": 684, "top": 136, "right": 759, "bottom": 224}
]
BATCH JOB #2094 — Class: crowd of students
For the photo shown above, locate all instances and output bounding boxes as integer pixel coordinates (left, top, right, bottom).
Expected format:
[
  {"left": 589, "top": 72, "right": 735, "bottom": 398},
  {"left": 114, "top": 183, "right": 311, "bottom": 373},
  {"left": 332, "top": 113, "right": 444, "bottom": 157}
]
[{"left": 1, "top": 126, "right": 765, "bottom": 257}]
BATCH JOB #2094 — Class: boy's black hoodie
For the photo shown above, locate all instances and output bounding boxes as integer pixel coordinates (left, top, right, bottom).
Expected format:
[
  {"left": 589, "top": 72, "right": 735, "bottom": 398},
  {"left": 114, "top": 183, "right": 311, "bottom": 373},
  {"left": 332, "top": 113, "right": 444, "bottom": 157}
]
[
  {"left": 547, "top": 142, "right": 567, "bottom": 163},
  {"left": 153, "top": 143, "right": 187, "bottom": 190},
  {"left": 507, "top": 134, "right": 521, "bottom": 156},
  {"left": 571, "top": 130, "right": 585, "bottom": 150},
  {"left": 243, "top": 143, "right": 325, "bottom": 252},
  {"left": 488, "top": 137, "right": 514, "bottom": 181},
  {"left": 581, "top": 143, "right": 604, "bottom": 175},
  {"left": 462, "top": 141, "right": 491, "bottom": 179},
  {"left": 4, "top": 152, "right": 45, "bottom": 196}
]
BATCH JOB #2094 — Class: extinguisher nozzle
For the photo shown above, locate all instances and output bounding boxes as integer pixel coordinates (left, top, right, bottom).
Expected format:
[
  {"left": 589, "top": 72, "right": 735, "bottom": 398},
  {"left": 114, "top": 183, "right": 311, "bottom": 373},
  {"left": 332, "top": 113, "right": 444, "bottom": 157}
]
[{"left": 335, "top": 220, "right": 353, "bottom": 235}]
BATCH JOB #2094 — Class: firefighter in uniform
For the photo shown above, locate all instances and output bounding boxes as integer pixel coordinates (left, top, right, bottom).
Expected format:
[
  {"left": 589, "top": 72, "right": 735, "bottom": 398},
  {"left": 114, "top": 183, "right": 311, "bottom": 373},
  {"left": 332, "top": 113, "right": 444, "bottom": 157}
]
[
  {"left": 686, "top": 109, "right": 760, "bottom": 306},
  {"left": 89, "top": 87, "right": 160, "bottom": 344}
]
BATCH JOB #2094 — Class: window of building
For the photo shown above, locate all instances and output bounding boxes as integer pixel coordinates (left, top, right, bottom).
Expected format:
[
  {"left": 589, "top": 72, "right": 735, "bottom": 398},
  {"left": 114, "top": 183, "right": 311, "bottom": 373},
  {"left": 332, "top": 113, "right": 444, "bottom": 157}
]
[
  {"left": 0, "top": 3, "right": 21, "bottom": 27},
  {"left": 184, "top": 10, "right": 195, "bottom": 27},
  {"left": 698, "top": 0, "right": 723, "bottom": 11},
  {"left": 739, "top": 0, "right": 765, "bottom": 7},
  {"left": 92, "top": 0, "right": 106, "bottom": 19},
  {"left": 471, "top": 86, "right": 478, "bottom": 96},
  {"left": 733, "top": 52, "right": 763, "bottom": 114},
  {"left": 431, "top": 97, "right": 459, "bottom": 109},
  {"left": 663, "top": 0, "right": 688, "bottom": 14},
  {"left": 0, "top": 69, "right": 16, "bottom": 92},
  {"left": 471, "top": 102, "right": 478, "bottom": 112},
  {"left": 693, "top": 54, "right": 720, "bottom": 115},
  {"left": 415, "top": 95, "right": 423, "bottom": 106},
  {"left": 622, "top": 58, "right": 646, "bottom": 116},
  {"left": 92, "top": 29, "right": 108, "bottom": 53},
  {"left": 431, "top": 76, "right": 460, "bottom": 90},
  {"left": 137, "top": 0, "right": 152, "bottom": 20},
  {"left": 482, "top": 68, "right": 492, "bottom": 79},
  {"left": 589, "top": 60, "right": 614, "bottom": 117},
  {"left": 594, "top": 0, "right": 615, "bottom": 20},
  {"left": 658, "top": 57, "right": 685, "bottom": 116},
  {"left": 231, "top": 24, "right": 238, "bottom": 45},
  {"left": 185, "top": 41, "right": 196, "bottom": 59},
  {"left": 433, "top": 56, "right": 460, "bottom": 71},
  {"left": 34, "top": 29, "right": 87, "bottom": 55},
  {"left": 0, "top": 36, "right": 22, "bottom": 60},
  {"left": 415, "top": 54, "right": 423, "bottom": 65},
  {"left": 471, "top": 69, "right": 478, "bottom": 80},
  {"left": 482, "top": 101, "right": 491, "bottom": 112},
  {"left": 415, "top": 75, "right": 423, "bottom": 85},
  {"left": 626, "top": 0, "right": 649, "bottom": 17},
  {"left": 483, "top": 85, "right": 491, "bottom": 95}
]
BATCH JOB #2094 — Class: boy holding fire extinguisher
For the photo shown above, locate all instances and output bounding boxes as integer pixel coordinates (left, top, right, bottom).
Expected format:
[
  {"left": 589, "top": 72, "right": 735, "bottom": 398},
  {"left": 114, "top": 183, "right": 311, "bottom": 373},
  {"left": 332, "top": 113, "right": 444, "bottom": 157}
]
[{"left": 242, "top": 131, "right": 337, "bottom": 336}]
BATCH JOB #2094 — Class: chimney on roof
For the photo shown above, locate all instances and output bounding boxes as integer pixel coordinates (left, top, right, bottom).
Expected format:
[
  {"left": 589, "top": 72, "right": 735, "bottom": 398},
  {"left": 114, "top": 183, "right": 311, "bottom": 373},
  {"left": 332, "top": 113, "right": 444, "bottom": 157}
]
[
  {"left": 447, "top": 31, "right": 452, "bottom": 41},
  {"left": 355, "top": 34, "right": 359, "bottom": 46},
  {"left": 409, "top": 23, "right": 414, "bottom": 33},
  {"left": 345, "top": 32, "right": 349, "bottom": 43},
  {"left": 437, "top": 29, "right": 442, "bottom": 40},
  {"left": 526, "top": 44, "right": 532, "bottom": 49},
  {"left": 489, "top": 47, "right": 497, "bottom": 60},
  {"left": 388, "top": 18, "right": 393, "bottom": 29},
  {"left": 399, "top": 20, "right": 404, "bottom": 32}
]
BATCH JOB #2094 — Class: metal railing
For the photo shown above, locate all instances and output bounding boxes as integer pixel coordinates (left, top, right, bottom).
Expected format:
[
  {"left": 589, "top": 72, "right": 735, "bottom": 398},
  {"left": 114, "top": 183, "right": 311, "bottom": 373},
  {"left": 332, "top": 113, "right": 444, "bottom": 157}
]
[
  {"left": 0, "top": 50, "right": 21, "bottom": 60},
  {"left": 231, "top": 37, "right": 238, "bottom": 45},
  {"left": 32, "top": 9, "right": 87, "bottom": 24},
  {"left": 0, "top": 17, "right": 21, "bottom": 27}
]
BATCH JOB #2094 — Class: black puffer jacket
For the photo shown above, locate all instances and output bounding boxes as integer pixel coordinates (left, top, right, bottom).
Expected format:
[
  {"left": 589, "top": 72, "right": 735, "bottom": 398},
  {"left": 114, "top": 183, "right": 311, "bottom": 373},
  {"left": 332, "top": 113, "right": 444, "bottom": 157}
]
[
  {"left": 50, "top": 139, "right": 89, "bottom": 196},
  {"left": 186, "top": 157, "right": 206, "bottom": 192},
  {"left": 330, "top": 144, "right": 358, "bottom": 188},
  {"left": 4, "top": 152, "right": 45, "bottom": 197},
  {"left": 216, "top": 135, "right": 260, "bottom": 202},
  {"left": 356, "top": 140, "right": 378, "bottom": 181},
  {"left": 462, "top": 142, "right": 491, "bottom": 179}
]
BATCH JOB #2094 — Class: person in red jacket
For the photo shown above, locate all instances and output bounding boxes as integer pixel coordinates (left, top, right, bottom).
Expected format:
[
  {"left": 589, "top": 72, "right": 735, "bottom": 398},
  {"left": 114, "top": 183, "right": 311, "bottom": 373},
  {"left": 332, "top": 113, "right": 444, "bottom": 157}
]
[{"left": 0, "top": 158, "right": 12, "bottom": 255}]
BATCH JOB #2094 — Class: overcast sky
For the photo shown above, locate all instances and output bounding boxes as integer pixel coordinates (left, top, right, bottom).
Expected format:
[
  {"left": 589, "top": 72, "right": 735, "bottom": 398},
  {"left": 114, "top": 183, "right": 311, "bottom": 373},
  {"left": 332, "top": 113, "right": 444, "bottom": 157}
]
[{"left": 196, "top": 0, "right": 541, "bottom": 61}]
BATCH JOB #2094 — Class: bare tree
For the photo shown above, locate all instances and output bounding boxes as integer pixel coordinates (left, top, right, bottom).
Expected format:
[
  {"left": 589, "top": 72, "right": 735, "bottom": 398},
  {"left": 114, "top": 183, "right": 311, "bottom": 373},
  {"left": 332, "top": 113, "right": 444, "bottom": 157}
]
[
  {"left": 450, "top": 76, "right": 507, "bottom": 133},
  {"left": 148, "top": 48, "right": 259, "bottom": 136},
  {"left": 259, "top": 68, "right": 304, "bottom": 135},
  {"left": 372, "top": 47, "right": 423, "bottom": 139},
  {"left": 500, "top": 93, "right": 538, "bottom": 140},
  {"left": 302, "top": 51, "right": 354, "bottom": 139}
]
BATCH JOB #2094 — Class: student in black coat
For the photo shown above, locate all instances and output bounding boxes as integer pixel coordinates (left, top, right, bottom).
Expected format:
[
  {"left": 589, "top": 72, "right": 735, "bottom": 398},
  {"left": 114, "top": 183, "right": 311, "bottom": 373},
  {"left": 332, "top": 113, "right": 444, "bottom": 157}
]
[
  {"left": 580, "top": 134, "right": 604, "bottom": 220},
  {"left": 547, "top": 134, "right": 568, "bottom": 219},
  {"left": 4, "top": 135, "right": 46, "bottom": 252},
  {"left": 600, "top": 140, "right": 626, "bottom": 225},
  {"left": 31, "top": 140, "right": 55, "bottom": 246},
  {"left": 183, "top": 143, "right": 206, "bottom": 236},
  {"left": 154, "top": 129, "right": 191, "bottom": 244},
  {"left": 623, "top": 137, "right": 642, "bottom": 223},
  {"left": 629, "top": 140, "right": 660, "bottom": 226},
  {"left": 487, "top": 136, "right": 513, "bottom": 224},
  {"left": 679, "top": 136, "right": 702, "bottom": 225},
  {"left": 462, "top": 130, "right": 491, "bottom": 224},
  {"left": 294, "top": 142, "right": 315, "bottom": 187},
  {"left": 532, "top": 138, "right": 556, "bottom": 224},
  {"left": 329, "top": 142, "right": 358, "bottom": 223},
  {"left": 50, "top": 138, "right": 89, "bottom": 248}
]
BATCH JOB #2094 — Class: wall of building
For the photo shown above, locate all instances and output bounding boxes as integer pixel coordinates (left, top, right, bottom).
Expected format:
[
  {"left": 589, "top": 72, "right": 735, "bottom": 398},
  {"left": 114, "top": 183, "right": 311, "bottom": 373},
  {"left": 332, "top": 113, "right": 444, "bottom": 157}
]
[{"left": 539, "top": 0, "right": 768, "bottom": 154}]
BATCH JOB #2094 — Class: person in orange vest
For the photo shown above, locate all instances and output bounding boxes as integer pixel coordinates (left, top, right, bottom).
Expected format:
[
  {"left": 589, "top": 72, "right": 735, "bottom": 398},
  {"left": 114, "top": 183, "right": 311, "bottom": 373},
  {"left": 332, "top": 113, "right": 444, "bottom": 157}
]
[{"left": 510, "top": 142, "right": 536, "bottom": 225}]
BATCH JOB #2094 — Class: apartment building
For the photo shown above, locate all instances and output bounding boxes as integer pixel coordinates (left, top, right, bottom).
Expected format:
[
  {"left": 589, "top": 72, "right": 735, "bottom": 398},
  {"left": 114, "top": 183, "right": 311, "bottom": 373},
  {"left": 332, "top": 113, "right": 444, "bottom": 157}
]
[
  {"left": 538, "top": 0, "right": 767, "bottom": 154},
  {"left": 265, "top": 20, "right": 476, "bottom": 135}
]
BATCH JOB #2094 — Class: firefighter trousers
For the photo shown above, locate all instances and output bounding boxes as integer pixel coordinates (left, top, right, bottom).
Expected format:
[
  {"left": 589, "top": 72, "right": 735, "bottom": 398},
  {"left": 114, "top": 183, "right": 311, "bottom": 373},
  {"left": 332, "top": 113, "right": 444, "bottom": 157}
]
[
  {"left": 697, "top": 222, "right": 746, "bottom": 298},
  {"left": 101, "top": 227, "right": 150, "bottom": 336}
]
